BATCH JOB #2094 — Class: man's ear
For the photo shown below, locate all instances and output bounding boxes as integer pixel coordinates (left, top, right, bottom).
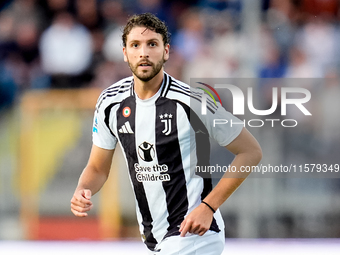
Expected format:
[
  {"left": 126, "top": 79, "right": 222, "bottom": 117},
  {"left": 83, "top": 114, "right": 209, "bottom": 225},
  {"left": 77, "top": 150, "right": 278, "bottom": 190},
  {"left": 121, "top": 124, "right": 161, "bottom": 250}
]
[
  {"left": 123, "top": 47, "right": 128, "bottom": 62},
  {"left": 164, "top": 44, "right": 170, "bottom": 62}
]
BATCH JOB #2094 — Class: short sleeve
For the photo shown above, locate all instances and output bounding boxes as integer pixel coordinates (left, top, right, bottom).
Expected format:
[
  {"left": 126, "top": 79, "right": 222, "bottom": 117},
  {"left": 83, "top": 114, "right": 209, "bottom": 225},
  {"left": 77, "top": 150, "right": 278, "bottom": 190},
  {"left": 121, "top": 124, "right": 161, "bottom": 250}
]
[
  {"left": 92, "top": 108, "right": 118, "bottom": 150},
  {"left": 205, "top": 104, "right": 243, "bottom": 147},
  {"left": 189, "top": 92, "right": 243, "bottom": 147}
]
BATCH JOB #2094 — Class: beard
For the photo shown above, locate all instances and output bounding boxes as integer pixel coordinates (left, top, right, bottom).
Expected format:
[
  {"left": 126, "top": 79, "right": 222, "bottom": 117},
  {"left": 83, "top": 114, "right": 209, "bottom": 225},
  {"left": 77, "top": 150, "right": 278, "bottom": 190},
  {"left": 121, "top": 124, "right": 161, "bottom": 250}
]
[{"left": 128, "top": 57, "right": 165, "bottom": 82}]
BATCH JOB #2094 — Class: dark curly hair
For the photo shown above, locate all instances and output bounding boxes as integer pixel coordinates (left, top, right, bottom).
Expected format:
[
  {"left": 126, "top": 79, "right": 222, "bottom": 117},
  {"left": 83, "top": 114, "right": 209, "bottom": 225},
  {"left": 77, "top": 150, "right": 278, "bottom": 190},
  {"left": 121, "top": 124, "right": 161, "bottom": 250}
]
[{"left": 122, "top": 13, "right": 170, "bottom": 47}]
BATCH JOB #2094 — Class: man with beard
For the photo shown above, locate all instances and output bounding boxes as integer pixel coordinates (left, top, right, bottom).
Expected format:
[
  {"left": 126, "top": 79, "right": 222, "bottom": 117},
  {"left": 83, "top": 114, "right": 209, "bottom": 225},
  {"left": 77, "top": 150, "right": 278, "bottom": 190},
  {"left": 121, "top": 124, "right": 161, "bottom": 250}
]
[{"left": 71, "top": 13, "right": 262, "bottom": 255}]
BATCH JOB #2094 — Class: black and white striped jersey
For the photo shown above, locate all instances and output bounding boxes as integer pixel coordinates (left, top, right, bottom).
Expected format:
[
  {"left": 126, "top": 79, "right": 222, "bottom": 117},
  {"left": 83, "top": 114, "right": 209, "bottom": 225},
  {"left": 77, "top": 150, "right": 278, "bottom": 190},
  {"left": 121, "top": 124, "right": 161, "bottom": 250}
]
[{"left": 92, "top": 72, "right": 243, "bottom": 251}]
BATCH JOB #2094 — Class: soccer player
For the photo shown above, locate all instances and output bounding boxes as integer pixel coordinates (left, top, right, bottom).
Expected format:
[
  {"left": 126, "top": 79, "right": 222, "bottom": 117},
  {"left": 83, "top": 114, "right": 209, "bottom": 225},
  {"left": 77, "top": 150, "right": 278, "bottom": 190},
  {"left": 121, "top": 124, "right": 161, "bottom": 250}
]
[{"left": 70, "top": 13, "right": 262, "bottom": 255}]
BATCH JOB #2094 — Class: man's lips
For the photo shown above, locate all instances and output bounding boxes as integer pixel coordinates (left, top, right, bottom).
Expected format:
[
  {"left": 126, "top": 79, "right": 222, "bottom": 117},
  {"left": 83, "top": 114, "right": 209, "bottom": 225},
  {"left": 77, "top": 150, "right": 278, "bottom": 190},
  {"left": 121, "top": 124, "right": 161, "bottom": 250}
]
[{"left": 138, "top": 60, "right": 152, "bottom": 67}]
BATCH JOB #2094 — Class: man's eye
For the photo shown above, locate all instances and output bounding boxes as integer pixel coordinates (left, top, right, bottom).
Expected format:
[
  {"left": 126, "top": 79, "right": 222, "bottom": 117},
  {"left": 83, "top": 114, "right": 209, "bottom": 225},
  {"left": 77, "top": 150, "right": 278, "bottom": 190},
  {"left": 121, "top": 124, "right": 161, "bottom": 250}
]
[
  {"left": 149, "top": 42, "right": 156, "bottom": 47},
  {"left": 132, "top": 44, "right": 138, "bottom": 48}
]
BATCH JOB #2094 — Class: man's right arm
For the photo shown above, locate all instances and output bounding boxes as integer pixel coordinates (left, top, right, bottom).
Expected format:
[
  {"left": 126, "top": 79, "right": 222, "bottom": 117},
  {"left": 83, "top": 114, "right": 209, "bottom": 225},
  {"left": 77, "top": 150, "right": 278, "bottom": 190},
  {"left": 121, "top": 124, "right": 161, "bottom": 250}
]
[{"left": 70, "top": 144, "right": 115, "bottom": 217}]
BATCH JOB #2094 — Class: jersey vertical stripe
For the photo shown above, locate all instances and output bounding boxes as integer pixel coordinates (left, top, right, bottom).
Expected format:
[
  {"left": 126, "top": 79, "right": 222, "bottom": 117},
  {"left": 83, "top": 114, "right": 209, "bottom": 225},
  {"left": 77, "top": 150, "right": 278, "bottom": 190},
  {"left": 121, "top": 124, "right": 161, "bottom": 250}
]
[
  {"left": 116, "top": 96, "right": 158, "bottom": 250},
  {"left": 155, "top": 97, "right": 189, "bottom": 238},
  {"left": 104, "top": 103, "right": 120, "bottom": 137},
  {"left": 175, "top": 100, "right": 220, "bottom": 233}
]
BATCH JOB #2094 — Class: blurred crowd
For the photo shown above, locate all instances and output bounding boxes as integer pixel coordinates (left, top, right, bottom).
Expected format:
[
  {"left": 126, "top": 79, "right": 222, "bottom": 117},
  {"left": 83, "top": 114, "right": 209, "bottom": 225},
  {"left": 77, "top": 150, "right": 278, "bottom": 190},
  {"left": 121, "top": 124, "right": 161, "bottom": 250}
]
[{"left": 1, "top": 0, "right": 340, "bottom": 111}]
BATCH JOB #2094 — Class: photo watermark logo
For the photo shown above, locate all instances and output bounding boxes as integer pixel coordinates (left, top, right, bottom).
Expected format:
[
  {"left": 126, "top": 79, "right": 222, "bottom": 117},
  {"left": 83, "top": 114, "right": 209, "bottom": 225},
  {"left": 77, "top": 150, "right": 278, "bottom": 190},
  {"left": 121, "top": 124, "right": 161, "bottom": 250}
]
[
  {"left": 190, "top": 78, "right": 340, "bottom": 179},
  {"left": 197, "top": 81, "right": 312, "bottom": 128},
  {"left": 196, "top": 82, "right": 223, "bottom": 115}
]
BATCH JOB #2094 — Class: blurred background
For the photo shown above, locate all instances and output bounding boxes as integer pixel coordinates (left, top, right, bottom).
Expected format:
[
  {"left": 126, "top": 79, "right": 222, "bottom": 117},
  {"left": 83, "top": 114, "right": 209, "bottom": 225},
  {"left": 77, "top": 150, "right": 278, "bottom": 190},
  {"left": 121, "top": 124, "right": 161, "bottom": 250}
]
[{"left": 1, "top": 0, "right": 340, "bottom": 253}]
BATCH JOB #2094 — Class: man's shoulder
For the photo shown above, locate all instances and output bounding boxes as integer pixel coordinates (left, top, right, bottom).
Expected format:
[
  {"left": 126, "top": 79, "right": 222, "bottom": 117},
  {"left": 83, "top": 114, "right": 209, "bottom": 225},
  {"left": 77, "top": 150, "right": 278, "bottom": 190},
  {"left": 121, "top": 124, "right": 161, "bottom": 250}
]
[
  {"left": 165, "top": 73, "right": 204, "bottom": 103},
  {"left": 167, "top": 74, "right": 190, "bottom": 90},
  {"left": 101, "top": 76, "right": 133, "bottom": 97},
  {"left": 96, "top": 76, "right": 133, "bottom": 110}
]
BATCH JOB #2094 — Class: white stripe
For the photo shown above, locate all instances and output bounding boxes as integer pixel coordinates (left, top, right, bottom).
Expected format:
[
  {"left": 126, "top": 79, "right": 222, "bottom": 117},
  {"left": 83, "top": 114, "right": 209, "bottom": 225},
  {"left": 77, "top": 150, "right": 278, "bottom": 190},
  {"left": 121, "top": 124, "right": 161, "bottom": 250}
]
[
  {"left": 176, "top": 103, "right": 203, "bottom": 215},
  {"left": 122, "top": 125, "right": 128, "bottom": 133},
  {"left": 125, "top": 121, "right": 134, "bottom": 133}
]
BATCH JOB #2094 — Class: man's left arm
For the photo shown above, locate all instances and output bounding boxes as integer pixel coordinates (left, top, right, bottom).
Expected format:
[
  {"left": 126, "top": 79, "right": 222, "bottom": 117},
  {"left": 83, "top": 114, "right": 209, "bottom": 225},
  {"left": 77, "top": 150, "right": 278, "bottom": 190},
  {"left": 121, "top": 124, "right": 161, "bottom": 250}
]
[{"left": 179, "top": 127, "right": 262, "bottom": 237}]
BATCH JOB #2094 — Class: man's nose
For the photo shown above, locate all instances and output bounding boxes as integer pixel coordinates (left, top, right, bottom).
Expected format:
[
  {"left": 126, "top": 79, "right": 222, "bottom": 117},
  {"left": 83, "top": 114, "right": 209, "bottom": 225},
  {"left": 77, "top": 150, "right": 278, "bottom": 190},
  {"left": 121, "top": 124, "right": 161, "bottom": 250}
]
[{"left": 140, "top": 45, "right": 149, "bottom": 58}]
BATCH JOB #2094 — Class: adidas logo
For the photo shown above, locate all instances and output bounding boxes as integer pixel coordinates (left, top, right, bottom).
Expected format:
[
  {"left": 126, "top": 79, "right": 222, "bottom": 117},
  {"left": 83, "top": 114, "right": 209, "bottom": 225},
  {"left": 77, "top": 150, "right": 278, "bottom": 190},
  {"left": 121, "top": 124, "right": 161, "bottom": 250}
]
[
  {"left": 195, "top": 129, "right": 205, "bottom": 134},
  {"left": 119, "top": 121, "right": 134, "bottom": 134}
]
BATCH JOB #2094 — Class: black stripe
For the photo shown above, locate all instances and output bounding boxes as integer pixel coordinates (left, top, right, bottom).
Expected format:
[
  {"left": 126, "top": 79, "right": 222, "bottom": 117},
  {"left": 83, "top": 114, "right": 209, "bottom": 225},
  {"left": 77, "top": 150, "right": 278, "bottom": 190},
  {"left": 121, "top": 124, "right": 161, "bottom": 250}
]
[
  {"left": 167, "top": 87, "right": 200, "bottom": 102},
  {"left": 99, "top": 85, "right": 131, "bottom": 100},
  {"left": 170, "top": 82, "right": 218, "bottom": 111},
  {"left": 175, "top": 100, "right": 210, "bottom": 167},
  {"left": 190, "top": 89, "right": 217, "bottom": 108},
  {"left": 160, "top": 72, "right": 168, "bottom": 97},
  {"left": 173, "top": 86, "right": 218, "bottom": 111},
  {"left": 168, "top": 88, "right": 216, "bottom": 114},
  {"left": 104, "top": 103, "right": 120, "bottom": 138},
  {"left": 199, "top": 92, "right": 218, "bottom": 111},
  {"left": 171, "top": 81, "right": 191, "bottom": 94},
  {"left": 167, "top": 87, "right": 202, "bottom": 102},
  {"left": 97, "top": 80, "right": 131, "bottom": 104},
  {"left": 130, "top": 80, "right": 134, "bottom": 96},
  {"left": 175, "top": 100, "right": 220, "bottom": 233},
  {"left": 101, "top": 80, "right": 130, "bottom": 95},
  {"left": 171, "top": 84, "right": 218, "bottom": 111},
  {"left": 162, "top": 74, "right": 170, "bottom": 98},
  {"left": 116, "top": 96, "right": 158, "bottom": 250},
  {"left": 155, "top": 97, "right": 189, "bottom": 239},
  {"left": 97, "top": 87, "right": 131, "bottom": 111}
]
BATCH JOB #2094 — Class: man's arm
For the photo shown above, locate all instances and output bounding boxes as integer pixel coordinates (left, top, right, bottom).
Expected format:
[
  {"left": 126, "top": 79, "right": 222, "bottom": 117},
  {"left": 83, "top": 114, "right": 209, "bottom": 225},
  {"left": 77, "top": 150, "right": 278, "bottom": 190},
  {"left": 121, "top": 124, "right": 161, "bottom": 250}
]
[
  {"left": 179, "top": 127, "right": 262, "bottom": 236},
  {"left": 70, "top": 144, "right": 115, "bottom": 217}
]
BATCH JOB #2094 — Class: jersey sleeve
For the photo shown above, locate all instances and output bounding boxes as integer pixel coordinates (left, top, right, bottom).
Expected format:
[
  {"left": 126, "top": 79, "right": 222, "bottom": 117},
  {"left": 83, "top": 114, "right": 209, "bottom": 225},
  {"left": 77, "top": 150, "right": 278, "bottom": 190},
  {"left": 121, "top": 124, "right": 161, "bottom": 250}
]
[
  {"left": 204, "top": 103, "right": 243, "bottom": 147},
  {"left": 189, "top": 89, "right": 243, "bottom": 147},
  {"left": 92, "top": 106, "right": 118, "bottom": 150}
]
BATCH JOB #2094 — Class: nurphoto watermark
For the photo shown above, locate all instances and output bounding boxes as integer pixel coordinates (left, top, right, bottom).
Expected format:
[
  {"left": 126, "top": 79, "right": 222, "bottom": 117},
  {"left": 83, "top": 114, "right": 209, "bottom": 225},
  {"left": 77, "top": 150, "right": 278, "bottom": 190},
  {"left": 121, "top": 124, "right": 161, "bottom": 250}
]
[{"left": 190, "top": 78, "right": 340, "bottom": 179}]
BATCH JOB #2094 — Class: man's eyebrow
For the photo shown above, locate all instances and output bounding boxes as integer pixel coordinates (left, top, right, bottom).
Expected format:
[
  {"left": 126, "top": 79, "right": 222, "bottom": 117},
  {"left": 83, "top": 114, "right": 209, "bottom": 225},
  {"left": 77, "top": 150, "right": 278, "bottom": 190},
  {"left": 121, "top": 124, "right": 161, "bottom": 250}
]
[
  {"left": 129, "top": 40, "right": 140, "bottom": 44},
  {"left": 147, "top": 38, "right": 160, "bottom": 42},
  {"left": 128, "top": 38, "right": 160, "bottom": 44}
]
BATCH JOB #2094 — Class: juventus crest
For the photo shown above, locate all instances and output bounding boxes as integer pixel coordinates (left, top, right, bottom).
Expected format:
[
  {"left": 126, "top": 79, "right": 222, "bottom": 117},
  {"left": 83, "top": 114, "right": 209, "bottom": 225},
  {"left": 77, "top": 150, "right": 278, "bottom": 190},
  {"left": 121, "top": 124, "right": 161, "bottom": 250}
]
[{"left": 159, "top": 113, "right": 172, "bottom": 136}]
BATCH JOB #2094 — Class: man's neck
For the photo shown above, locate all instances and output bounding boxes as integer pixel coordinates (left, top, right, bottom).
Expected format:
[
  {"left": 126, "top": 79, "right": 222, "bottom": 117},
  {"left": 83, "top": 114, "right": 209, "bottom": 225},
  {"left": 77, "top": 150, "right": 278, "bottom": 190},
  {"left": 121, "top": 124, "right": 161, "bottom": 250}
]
[{"left": 133, "top": 69, "right": 164, "bottom": 100}]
